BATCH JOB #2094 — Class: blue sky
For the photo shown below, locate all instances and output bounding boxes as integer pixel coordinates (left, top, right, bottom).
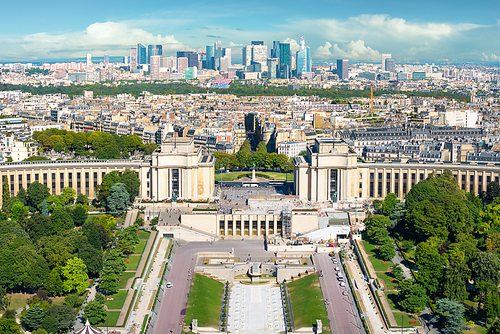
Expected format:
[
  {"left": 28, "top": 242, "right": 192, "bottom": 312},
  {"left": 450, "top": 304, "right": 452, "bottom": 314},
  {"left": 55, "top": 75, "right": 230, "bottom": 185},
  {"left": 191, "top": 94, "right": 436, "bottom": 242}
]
[{"left": 2, "top": 0, "right": 500, "bottom": 62}]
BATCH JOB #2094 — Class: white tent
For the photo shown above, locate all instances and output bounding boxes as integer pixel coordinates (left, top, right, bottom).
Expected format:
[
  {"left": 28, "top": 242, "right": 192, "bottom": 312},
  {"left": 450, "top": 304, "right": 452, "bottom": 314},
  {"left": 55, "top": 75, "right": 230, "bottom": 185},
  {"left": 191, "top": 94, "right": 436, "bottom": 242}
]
[{"left": 75, "top": 319, "right": 101, "bottom": 334}]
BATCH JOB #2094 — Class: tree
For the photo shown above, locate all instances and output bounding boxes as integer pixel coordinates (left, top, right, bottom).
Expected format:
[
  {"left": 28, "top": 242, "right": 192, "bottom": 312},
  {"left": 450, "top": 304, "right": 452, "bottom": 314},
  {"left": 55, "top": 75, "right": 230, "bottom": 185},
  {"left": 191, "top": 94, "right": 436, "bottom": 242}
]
[
  {"left": 488, "top": 319, "right": 500, "bottom": 334},
  {"left": 71, "top": 205, "right": 88, "bottom": 227},
  {"left": 378, "top": 241, "right": 396, "bottom": 260},
  {"left": 44, "top": 269, "right": 64, "bottom": 296},
  {"left": 101, "top": 171, "right": 121, "bottom": 191},
  {"left": 486, "top": 182, "right": 500, "bottom": 204},
  {"left": 0, "top": 287, "right": 10, "bottom": 311},
  {"left": 106, "top": 183, "right": 130, "bottom": 215},
  {"left": 432, "top": 298, "right": 465, "bottom": 334},
  {"left": 27, "top": 182, "right": 50, "bottom": 211},
  {"left": 2, "top": 176, "right": 11, "bottom": 213},
  {"left": 372, "top": 199, "right": 383, "bottom": 210},
  {"left": 61, "top": 187, "right": 76, "bottom": 205},
  {"left": 121, "top": 169, "right": 140, "bottom": 201},
  {"left": 116, "top": 239, "right": 135, "bottom": 255},
  {"left": 78, "top": 243, "right": 103, "bottom": 276},
  {"left": 134, "top": 217, "right": 144, "bottom": 226},
  {"left": 76, "top": 193, "right": 89, "bottom": 206},
  {"left": 15, "top": 187, "right": 27, "bottom": 206},
  {"left": 21, "top": 305, "right": 45, "bottom": 330},
  {"left": 9, "top": 200, "right": 29, "bottom": 225},
  {"left": 382, "top": 193, "right": 399, "bottom": 216},
  {"left": 0, "top": 318, "right": 20, "bottom": 334},
  {"left": 443, "top": 245, "right": 470, "bottom": 302},
  {"left": 472, "top": 252, "right": 500, "bottom": 287},
  {"left": 415, "top": 238, "right": 444, "bottom": 296},
  {"left": 51, "top": 207, "right": 74, "bottom": 232},
  {"left": 2, "top": 309, "right": 16, "bottom": 319},
  {"left": 390, "top": 264, "right": 404, "bottom": 281},
  {"left": 32, "top": 329, "right": 48, "bottom": 334},
  {"left": 389, "top": 202, "right": 406, "bottom": 228},
  {"left": 84, "top": 300, "right": 107, "bottom": 325},
  {"left": 298, "top": 150, "right": 307, "bottom": 156},
  {"left": 61, "top": 257, "right": 88, "bottom": 295},
  {"left": 42, "top": 304, "right": 74, "bottom": 333},
  {"left": 99, "top": 270, "right": 120, "bottom": 295},
  {"left": 398, "top": 280, "right": 428, "bottom": 314}
]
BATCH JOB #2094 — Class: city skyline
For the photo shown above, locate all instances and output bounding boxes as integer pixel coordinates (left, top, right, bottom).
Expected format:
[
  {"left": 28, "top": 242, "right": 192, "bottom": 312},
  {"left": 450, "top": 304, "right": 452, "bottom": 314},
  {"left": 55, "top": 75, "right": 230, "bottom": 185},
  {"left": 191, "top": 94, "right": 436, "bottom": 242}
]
[{"left": 1, "top": 0, "right": 500, "bottom": 62}]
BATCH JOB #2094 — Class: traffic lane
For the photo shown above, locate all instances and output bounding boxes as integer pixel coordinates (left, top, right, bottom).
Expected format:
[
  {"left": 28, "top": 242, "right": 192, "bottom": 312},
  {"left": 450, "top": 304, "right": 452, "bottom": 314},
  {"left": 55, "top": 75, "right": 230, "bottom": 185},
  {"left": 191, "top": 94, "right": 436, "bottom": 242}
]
[
  {"left": 316, "top": 253, "right": 360, "bottom": 334},
  {"left": 153, "top": 242, "right": 268, "bottom": 334}
]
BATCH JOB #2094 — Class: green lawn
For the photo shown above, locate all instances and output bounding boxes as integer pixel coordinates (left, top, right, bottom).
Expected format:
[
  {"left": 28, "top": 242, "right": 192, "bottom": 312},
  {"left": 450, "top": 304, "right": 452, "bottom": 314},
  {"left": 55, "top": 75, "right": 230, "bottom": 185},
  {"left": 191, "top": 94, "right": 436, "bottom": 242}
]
[
  {"left": 7, "top": 294, "right": 31, "bottom": 310},
  {"left": 362, "top": 240, "right": 378, "bottom": 255},
  {"left": 464, "top": 326, "right": 488, "bottom": 334},
  {"left": 393, "top": 312, "right": 421, "bottom": 327},
  {"left": 183, "top": 274, "right": 224, "bottom": 329},
  {"left": 369, "top": 256, "right": 392, "bottom": 272},
  {"left": 216, "top": 171, "right": 294, "bottom": 181},
  {"left": 137, "top": 230, "right": 151, "bottom": 240},
  {"left": 125, "top": 255, "right": 141, "bottom": 271},
  {"left": 106, "top": 311, "right": 121, "bottom": 326},
  {"left": 385, "top": 292, "right": 402, "bottom": 312},
  {"left": 288, "top": 274, "right": 331, "bottom": 333},
  {"left": 104, "top": 291, "right": 128, "bottom": 310},
  {"left": 377, "top": 272, "right": 399, "bottom": 291},
  {"left": 134, "top": 240, "right": 147, "bottom": 254},
  {"left": 118, "top": 272, "right": 136, "bottom": 289},
  {"left": 85, "top": 214, "right": 104, "bottom": 224}
]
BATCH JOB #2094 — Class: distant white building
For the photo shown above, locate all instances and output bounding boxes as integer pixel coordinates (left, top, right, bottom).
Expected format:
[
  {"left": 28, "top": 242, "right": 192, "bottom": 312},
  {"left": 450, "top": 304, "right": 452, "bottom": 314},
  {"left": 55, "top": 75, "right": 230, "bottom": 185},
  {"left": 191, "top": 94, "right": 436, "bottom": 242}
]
[
  {"left": 0, "top": 136, "right": 37, "bottom": 162},
  {"left": 278, "top": 141, "right": 307, "bottom": 158},
  {"left": 439, "top": 109, "right": 478, "bottom": 128}
]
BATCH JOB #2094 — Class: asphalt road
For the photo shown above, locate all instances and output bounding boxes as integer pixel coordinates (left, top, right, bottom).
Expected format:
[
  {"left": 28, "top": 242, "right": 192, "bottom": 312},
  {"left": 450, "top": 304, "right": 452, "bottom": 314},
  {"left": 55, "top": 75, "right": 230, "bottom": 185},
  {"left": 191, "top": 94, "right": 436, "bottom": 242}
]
[
  {"left": 315, "top": 253, "right": 364, "bottom": 334},
  {"left": 152, "top": 241, "right": 268, "bottom": 334}
]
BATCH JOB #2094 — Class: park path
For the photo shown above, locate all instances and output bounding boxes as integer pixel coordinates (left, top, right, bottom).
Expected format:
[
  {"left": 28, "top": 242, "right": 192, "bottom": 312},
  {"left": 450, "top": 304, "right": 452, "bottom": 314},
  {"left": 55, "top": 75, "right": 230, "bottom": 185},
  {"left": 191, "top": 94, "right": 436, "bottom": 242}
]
[
  {"left": 356, "top": 241, "right": 398, "bottom": 327},
  {"left": 123, "top": 209, "right": 139, "bottom": 228},
  {"left": 116, "top": 230, "right": 157, "bottom": 326}
]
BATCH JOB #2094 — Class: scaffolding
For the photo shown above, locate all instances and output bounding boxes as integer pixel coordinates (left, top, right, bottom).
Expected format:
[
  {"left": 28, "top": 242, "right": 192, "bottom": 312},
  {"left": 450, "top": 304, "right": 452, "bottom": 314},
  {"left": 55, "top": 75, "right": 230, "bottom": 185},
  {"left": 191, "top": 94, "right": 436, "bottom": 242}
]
[{"left": 281, "top": 206, "right": 292, "bottom": 238}]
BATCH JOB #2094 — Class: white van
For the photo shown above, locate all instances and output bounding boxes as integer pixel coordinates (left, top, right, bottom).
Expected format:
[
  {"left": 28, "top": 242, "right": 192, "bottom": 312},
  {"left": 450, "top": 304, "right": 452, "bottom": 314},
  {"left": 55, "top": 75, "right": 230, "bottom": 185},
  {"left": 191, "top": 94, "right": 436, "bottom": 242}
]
[
  {"left": 335, "top": 267, "right": 340, "bottom": 271},
  {"left": 340, "top": 282, "right": 346, "bottom": 287},
  {"left": 337, "top": 272, "right": 343, "bottom": 278}
]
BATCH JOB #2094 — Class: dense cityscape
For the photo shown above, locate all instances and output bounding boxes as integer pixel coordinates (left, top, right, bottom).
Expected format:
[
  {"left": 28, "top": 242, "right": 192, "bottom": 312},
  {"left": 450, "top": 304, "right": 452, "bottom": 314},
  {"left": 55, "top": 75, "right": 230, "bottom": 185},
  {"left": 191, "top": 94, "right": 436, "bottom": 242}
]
[{"left": 2, "top": 4, "right": 500, "bottom": 334}]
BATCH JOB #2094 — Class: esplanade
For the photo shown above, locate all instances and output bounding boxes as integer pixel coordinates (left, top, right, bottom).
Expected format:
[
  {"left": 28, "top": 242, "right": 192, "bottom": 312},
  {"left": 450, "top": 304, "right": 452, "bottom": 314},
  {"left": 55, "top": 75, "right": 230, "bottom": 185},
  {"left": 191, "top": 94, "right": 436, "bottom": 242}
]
[{"left": 0, "top": 136, "right": 498, "bottom": 204}]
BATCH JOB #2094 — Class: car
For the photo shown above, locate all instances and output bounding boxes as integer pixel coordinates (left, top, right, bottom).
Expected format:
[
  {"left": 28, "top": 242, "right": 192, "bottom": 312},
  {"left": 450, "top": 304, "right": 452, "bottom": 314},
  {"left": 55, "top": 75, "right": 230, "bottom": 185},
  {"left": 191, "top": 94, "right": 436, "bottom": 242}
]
[
  {"left": 340, "top": 282, "right": 345, "bottom": 287},
  {"left": 332, "top": 260, "right": 338, "bottom": 264},
  {"left": 335, "top": 267, "right": 340, "bottom": 271},
  {"left": 166, "top": 282, "right": 173, "bottom": 288},
  {"left": 343, "top": 290, "right": 348, "bottom": 296}
]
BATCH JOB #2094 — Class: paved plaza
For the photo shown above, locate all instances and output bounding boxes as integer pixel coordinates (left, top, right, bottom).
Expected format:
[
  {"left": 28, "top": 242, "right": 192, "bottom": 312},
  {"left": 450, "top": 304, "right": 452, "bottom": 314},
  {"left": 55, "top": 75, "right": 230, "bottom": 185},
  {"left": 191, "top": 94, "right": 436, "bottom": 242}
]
[{"left": 227, "top": 283, "right": 285, "bottom": 334}]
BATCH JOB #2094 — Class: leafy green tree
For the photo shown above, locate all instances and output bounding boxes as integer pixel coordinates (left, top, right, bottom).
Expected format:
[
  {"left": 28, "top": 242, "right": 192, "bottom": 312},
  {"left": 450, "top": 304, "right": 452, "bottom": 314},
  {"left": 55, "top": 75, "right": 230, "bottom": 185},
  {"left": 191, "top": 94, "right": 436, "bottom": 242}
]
[
  {"left": 45, "top": 269, "right": 64, "bottom": 296},
  {"left": 25, "top": 214, "right": 53, "bottom": 241},
  {"left": 0, "top": 287, "right": 10, "bottom": 311},
  {"left": 82, "top": 220, "right": 112, "bottom": 250},
  {"left": 71, "top": 205, "right": 88, "bottom": 227},
  {"left": 14, "top": 245, "right": 49, "bottom": 288},
  {"left": 78, "top": 243, "right": 103, "bottom": 276},
  {"left": 32, "top": 329, "right": 48, "bottom": 334},
  {"left": 27, "top": 182, "right": 50, "bottom": 211},
  {"left": 61, "top": 257, "right": 88, "bottom": 295},
  {"left": 378, "top": 241, "right": 396, "bottom": 260},
  {"left": 2, "top": 309, "right": 16, "bottom": 319},
  {"left": 41, "top": 199, "right": 48, "bottom": 216},
  {"left": 0, "top": 318, "right": 20, "bottom": 334},
  {"left": 99, "top": 269, "right": 120, "bottom": 295},
  {"left": 2, "top": 175, "right": 11, "bottom": 213},
  {"left": 373, "top": 199, "right": 383, "bottom": 210},
  {"left": 382, "top": 193, "right": 399, "bottom": 216},
  {"left": 51, "top": 207, "right": 74, "bottom": 231},
  {"left": 15, "top": 187, "right": 27, "bottom": 206},
  {"left": 9, "top": 200, "right": 29, "bottom": 225},
  {"left": 61, "top": 187, "right": 76, "bottom": 205},
  {"left": 121, "top": 169, "right": 140, "bottom": 201},
  {"left": 41, "top": 304, "right": 74, "bottom": 333},
  {"left": 101, "top": 171, "right": 121, "bottom": 191},
  {"left": 116, "top": 239, "right": 135, "bottom": 255},
  {"left": 443, "top": 245, "right": 470, "bottom": 302},
  {"left": 486, "top": 182, "right": 500, "bottom": 204},
  {"left": 432, "top": 298, "right": 465, "bottom": 334},
  {"left": 389, "top": 202, "right": 406, "bottom": 228},
  {"left": 21, "top": 305, "right": 45, "bottom": 330},
  {"left": 472, "top": 252, "right": 500, "bottom": 287},
  {"left": 134, "top": 217, "right": 144, "bottom": 226},
  {"left": 298, "top": 150, "right": 307, "bottom": 156},
  {"left": 415, "top": 238, "right": 444, "bottom": 296},
  {"left": 63, "top": 294, "right": 82, "bottom": 308},
  {"left": 397, "top": 280, "right": 428, "bottom": 314},
  {"left": 488, "top": 319, "right": 500, "bottom": 334},
  {"left": 84, "top": 299, "right": 107, "bottom": 325},
  {"left": 390, "top": 264, "right": 404, "bottom": 281},
  {"left": 76, "top": 193, "right": 89, "bottom": 206},
  {"left": 106, "top": 183, "right": 130, "bottom": 215}
]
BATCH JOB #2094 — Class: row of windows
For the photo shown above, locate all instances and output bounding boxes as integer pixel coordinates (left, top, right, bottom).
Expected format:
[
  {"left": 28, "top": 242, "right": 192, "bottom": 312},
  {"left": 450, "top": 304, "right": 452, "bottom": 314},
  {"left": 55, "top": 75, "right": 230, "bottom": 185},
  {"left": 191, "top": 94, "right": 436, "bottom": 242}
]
[{"left": 219, "top": 220, "right": 283, "bottom": 236}]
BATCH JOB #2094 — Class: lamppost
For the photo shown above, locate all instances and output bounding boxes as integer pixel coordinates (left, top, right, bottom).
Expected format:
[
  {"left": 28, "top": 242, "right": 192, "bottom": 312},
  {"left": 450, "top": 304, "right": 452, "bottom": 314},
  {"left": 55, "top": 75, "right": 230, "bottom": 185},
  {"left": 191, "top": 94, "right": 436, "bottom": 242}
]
[
  {"left": 106, "top": 317, "right": 109, "bottom": 333},
  {"left": 401, "top": 315, "right": 403, "bottom": 334}
]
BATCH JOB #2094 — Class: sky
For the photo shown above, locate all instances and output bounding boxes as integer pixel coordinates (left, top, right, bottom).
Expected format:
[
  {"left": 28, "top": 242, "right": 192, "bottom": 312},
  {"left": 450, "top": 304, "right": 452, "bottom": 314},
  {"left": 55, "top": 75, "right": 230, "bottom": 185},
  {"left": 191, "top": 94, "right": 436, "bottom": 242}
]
[{"left": 2, "top": 0, "right": 500, "bottom": 63}]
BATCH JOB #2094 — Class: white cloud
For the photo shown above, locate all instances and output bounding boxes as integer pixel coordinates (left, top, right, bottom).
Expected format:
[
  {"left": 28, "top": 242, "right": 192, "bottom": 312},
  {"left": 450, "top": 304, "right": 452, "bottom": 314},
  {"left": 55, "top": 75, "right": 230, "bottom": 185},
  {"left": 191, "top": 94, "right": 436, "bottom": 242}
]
[
  {"left": 314, "top": 40, "right": 380, "bottom": 61},
  {"left": 19, "top": 22, "right": 188, "bottom": 58},
  {"left": 283, "top": 38, "right": 300, "bottom": 53},
  {"left": 482, "top": 53, "right": 500, "bottom": 61}
]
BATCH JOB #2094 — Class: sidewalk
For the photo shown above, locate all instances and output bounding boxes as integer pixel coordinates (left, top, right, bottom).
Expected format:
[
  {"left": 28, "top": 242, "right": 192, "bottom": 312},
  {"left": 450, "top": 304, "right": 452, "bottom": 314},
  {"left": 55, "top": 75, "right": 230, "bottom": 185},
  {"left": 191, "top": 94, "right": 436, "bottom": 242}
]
[
  {"left": 356, "top": 240, "right": 398, "bottom": 328},
  {"left": 116, "top": 230, "right": 158, "bottom": 326}
]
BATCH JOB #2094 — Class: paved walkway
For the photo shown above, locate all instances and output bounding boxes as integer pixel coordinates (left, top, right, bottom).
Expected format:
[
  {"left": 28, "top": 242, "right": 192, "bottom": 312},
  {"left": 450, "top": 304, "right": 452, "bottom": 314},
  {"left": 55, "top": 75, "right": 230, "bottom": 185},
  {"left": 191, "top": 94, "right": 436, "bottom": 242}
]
[
  {"left": 116, "top": 230, "right": 158, "bottom": 326},
  {"left": 124, "top": 209, "right": 139, "bottom": 228},
  {"left": 355, "top": 240, "right": 398, "bottom": 328}
]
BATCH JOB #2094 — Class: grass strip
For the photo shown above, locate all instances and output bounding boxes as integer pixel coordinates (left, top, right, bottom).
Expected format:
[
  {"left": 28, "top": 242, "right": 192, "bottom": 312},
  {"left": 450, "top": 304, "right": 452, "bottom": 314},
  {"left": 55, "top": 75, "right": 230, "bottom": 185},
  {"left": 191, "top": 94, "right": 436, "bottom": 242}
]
[{"left": 183, "top": 274, "right": 224, "bottom": 329}]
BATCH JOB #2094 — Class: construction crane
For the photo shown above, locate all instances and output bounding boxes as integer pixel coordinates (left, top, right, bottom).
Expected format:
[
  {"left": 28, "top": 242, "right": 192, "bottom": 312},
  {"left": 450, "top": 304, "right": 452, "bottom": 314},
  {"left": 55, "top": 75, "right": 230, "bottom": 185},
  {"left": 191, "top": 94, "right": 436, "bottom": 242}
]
[{"left": 370, "top": 84, "right": 374, "bottom": 118}]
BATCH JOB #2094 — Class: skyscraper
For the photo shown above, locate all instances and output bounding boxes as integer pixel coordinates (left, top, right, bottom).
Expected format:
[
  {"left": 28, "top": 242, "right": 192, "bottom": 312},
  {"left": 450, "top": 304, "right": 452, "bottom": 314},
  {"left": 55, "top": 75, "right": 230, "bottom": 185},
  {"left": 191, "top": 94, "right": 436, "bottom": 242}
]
[
  {"left": 137, "top": 43, "right": 147, "bottom": 65},
  {"left": 150, "top": 55, "right": 161, "bottom": 80},
  {"left": 206, "top": 45, "right": 215, "bottom": 69},
  {"left": 177, "top": 57, "right": 188, "bottom": 74},
  {"left": 129, "top": 47, "right": 138, "bottom": 71},
  {"left": 104, "top": 54, "right": 109, "bottom": 65},
  {"left": 148, "top": 45, "right": 162, "bottom": 64},
  {"left": 251, "top": 41, "right": 264, "bottom": 46},
  {"left": 381, "top": 53, "right": 391, "bottom": 71},
  {"left": 295, "top": 36, "right": 311, "bottom": 77},
  {"left": 271, "top": 41, "right": 280, "bottom": 59},
  {"left": 337, "top": 59, "right": 349, "bottom": 80},
  {"left": 279, "top": 43, "right": 291, "bottom": 79},
  {"left": 267, "top": 58, "right": 278, "bottom": 79},
  {"left": 86, "top": 53, "right": 92, "bottom": 68},
  {"left": 385, "top": 58, "right": 396, "bottom": 72},
  {"left": 223, "top": 48, "right": 231, "bottom": 68},
  {"left": 177, "top": 51, "right": 198, "bottom": 68},
  {"left": 252, "top": 44, "right": 268, "bottom": 67},
  {"left": 242, "top": 45, "right": 252, "bottom": 67}
]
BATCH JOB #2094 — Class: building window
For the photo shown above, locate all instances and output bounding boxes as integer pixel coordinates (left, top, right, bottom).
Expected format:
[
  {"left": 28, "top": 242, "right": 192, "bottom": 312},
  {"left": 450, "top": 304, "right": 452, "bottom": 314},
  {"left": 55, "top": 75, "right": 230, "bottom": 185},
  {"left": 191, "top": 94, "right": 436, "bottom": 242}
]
[
  {"left": 403, "top": 173, "right": 407, "bottom": 195},
  {"left": 10, "top": 175, "right": 14, "bottom": 194},
  {"left": 470, "top": 175, "right": 475, "bottom": 192},
  {"left": 85, "top": 172, "right": 89, "bottom": 196},
  {"left": 35, "top": 174, "right": 39, "bottom": 182},
  {"left": 330, "top": 169, "right": 338, "bottom": 201},
  {"left": 68, "top": 173, "right": 73, "bottom": 188},
  {"left": 377, "top": 173, "right": 383, "bottom": 197},
  {"left": 369, "top": 173, "right": 374, "bottom": 198},
  {"left": 27, "top": 174, "right": 31, "bottom": 188},
  {"left": 386, "top": 172, "right": 391, "bottom": 194},
  {"left": 77, "top": 172, "right": 81, "bottom": 194},
  {"left": 420, "top": 173, "right": 424, "bottom": 181},
  {"left": 462, "top": 175, "right": 466, "bottom": 190},
  {"left": 172, "top": 169, "right": 179, "bottom": 197},
  {"left": 52, "top": 173, "right": 56, "bottom": 194},
  {"left": 395, "top": 173, "right": 399, "bottom": 197},
  {"left": 93, "top": 172, "right": 98, "bottom": 189},
  {"left": 43, "top": 173, "right": 47, "bottom": 186},
  {"left": 60, "top": 173, "right": 64, "bottom": 190},
  {"left": 18, "top": 174, "right": 22, "bottom": 190}
]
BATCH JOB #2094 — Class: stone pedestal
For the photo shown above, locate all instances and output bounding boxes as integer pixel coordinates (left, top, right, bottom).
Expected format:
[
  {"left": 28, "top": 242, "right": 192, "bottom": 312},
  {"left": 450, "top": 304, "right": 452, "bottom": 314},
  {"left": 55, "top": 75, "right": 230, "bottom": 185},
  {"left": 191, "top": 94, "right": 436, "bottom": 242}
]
[{"left": 252, "top": 168, "right": 256, "bottom": 181}]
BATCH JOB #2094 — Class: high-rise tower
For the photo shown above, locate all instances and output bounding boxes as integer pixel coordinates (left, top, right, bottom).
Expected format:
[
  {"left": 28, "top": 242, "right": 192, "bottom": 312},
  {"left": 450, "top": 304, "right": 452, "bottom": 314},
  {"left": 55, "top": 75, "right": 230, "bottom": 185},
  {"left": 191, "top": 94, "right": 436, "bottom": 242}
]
[
  {"left": 295, "top": 35, "right": 311, "bottom": 77},
  {"left": 137, "top": 43, "right": 147, "bottom": 65}
]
